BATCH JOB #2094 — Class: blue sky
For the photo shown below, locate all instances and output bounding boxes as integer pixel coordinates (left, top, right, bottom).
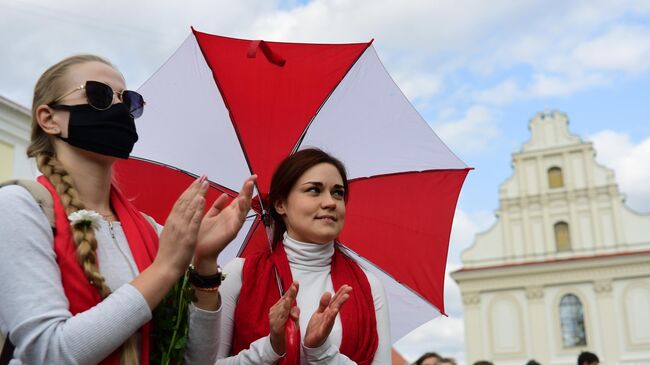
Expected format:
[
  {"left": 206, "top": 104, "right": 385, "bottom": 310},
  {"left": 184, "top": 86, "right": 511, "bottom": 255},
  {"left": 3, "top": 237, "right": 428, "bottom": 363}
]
[{"left": 2, "top": 1, "right": 650, "bottom": 363}]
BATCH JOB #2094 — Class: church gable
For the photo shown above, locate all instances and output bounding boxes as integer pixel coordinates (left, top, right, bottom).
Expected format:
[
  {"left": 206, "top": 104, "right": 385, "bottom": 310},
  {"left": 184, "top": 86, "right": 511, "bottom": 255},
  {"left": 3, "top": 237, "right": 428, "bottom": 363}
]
[{"left": 462, "top": 110, "right": 650, "bottom": 269}]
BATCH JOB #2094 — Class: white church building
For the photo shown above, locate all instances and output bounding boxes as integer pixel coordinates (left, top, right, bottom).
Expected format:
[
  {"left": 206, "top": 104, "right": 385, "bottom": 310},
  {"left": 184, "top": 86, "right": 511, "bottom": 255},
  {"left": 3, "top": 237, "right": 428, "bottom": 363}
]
[
  {"left": 0, "top": 95, "right": 34, "bottom": 181},
  {"left": 451, "top": 111, "right": 650, "bottom": 365}
]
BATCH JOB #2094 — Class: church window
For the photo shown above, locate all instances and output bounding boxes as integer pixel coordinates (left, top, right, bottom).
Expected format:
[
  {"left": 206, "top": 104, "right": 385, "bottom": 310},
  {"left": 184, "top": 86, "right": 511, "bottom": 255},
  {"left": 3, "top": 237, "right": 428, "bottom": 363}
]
[
  {"left": 555, "top": 221, "right": 571, "bottom": 251},
  {"left": 559, "top": 294, "right": 587, "bottom": 347},
  {"left": 548, "top": 167, "right": 564, "bottom": 188}
]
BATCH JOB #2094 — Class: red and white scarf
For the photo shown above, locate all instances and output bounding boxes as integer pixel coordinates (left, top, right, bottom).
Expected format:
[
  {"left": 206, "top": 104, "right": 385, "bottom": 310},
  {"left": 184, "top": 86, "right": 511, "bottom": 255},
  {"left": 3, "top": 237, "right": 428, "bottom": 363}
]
[
  {"left": 232, "top": 241, "right": 378, "bottom": 364},
  {"left": 38, "top": 175, "right": 158, "bottom": 365}
]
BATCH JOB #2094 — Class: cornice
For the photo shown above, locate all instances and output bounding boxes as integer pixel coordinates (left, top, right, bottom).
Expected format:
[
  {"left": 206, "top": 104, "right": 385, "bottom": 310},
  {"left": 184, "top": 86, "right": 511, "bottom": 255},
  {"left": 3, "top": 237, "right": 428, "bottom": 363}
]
[
  {"left": 514, "top": 139, "right": 592, "bottom": 159},
  {"left": 499, "top": 185, "right": 620, "bottom": 208},
  {"left": 452, "top": 252, "right": 650, "bottom": 292}
]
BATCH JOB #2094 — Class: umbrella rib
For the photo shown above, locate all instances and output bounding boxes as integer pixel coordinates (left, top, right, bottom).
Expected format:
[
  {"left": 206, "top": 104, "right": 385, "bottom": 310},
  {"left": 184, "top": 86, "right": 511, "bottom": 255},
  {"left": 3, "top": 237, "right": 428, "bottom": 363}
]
[
  {"left": 236, "top": 214, "right": 262, "bottom": 258},
  {"left": 125, "top": 156, "right": 238, "bottom": 196},
  {"left": 190, "top": 29, "right": 264, "bottom": 212},
  {"left": 336, "top": 242, "right": 443, "bottom": 315},
  {"left": 347, "top": 167, "right": 473, "bottom": 184}
]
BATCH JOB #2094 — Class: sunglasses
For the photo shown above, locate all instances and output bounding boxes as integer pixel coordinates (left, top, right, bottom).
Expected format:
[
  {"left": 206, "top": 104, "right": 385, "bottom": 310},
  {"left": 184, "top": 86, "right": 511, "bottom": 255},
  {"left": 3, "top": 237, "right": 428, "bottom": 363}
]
[{"left": 50, "top": 80, "right": 145, "bottom": 118}]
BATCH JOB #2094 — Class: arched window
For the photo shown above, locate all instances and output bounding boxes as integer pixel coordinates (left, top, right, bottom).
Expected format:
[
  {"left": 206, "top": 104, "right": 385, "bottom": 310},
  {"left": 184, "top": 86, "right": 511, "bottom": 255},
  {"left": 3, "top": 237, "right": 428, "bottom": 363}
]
[
  {"left": 548, "top": 167, "right": 564, "bottom": 188},
  {"left": 559, "top": 294, "right": 587, "bottom": 347},
  {"left": 555, "top": 221, "right": 571, "bottom": 251}
]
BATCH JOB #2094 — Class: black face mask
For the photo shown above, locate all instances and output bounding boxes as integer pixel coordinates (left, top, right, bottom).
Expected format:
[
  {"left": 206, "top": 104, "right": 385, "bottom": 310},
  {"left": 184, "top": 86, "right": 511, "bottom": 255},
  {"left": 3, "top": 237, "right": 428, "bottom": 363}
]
[{"left": 54, "top": 103, "right": 139, "bottom": 159}]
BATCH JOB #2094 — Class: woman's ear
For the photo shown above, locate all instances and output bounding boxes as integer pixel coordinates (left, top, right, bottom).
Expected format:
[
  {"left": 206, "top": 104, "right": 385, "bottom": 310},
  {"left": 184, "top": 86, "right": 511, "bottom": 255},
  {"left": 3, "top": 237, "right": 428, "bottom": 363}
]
[
  {"left": 275, "top": 200, "right": 287, "bottom": 216},
  {"left": 35, "top": 105, "right": 62, "bottom": 136}
]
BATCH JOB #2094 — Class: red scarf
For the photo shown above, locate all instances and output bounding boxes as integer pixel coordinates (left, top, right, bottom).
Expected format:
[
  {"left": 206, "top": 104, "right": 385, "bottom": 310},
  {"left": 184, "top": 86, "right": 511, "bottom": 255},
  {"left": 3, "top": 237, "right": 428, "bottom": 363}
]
[
  {"left": 38, "top": 176, "right": 158, "bottom": 365},
  {"left": 232, "top": 242, "right": 378, "bottom": 364}
]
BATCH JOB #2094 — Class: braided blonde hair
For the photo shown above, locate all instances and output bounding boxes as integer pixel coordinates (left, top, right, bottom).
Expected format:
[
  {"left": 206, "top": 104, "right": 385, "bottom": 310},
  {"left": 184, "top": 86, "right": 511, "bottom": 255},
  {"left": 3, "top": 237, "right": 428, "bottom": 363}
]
[{"left": 28, "top": 55, "right": 139, "bottom": 365}]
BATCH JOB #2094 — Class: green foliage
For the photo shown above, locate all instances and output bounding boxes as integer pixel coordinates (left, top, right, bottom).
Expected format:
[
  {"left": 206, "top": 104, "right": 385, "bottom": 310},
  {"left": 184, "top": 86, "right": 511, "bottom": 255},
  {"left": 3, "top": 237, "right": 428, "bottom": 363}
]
[{"left": 151, "top": 271, "right": 197, "bottom": 365}]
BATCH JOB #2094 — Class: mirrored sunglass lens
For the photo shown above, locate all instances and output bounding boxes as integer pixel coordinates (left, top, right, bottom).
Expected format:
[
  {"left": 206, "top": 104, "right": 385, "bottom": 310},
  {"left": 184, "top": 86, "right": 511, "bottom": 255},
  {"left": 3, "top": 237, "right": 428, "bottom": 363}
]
[
  {"left": 85, "top": 81, "right": 113, "bottom": 109},
  {"left": 123, "top": 90, "right": 145, "bottom": 118}
]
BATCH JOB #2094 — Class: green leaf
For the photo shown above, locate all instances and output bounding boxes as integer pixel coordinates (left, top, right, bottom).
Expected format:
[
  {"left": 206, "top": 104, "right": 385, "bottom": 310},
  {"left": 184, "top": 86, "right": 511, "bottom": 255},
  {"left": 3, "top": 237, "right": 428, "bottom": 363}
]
[{"left": 151, "top": 272, "right": 194, "bottom": 363}]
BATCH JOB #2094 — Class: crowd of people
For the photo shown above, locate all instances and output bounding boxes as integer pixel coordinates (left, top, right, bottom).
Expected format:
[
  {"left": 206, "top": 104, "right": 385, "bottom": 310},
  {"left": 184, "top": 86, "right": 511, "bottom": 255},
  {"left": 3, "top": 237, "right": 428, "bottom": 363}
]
[{"left": 411, "top": 351, "right": 600, "bottom": 365}]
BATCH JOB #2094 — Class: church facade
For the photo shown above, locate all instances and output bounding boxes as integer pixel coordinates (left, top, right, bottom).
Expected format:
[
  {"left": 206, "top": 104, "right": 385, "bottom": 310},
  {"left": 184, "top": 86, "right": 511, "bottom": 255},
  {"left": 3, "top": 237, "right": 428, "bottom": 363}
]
[{"left": 451, "top": 111, "right": 650, "bottom": 365}]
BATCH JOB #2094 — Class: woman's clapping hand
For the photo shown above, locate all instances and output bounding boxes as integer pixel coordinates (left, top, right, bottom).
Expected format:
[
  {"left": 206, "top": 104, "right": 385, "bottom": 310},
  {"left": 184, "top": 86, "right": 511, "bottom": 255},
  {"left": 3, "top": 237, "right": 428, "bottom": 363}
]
[{"left": 303, "top": 285, "right": 352, "bottom": 348}]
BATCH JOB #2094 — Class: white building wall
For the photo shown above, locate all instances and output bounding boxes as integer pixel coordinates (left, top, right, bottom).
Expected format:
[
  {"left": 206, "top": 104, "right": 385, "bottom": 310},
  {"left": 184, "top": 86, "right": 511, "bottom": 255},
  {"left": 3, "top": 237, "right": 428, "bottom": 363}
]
[{"left": 0, "top": 96, "right": 34, "bottom": 180}]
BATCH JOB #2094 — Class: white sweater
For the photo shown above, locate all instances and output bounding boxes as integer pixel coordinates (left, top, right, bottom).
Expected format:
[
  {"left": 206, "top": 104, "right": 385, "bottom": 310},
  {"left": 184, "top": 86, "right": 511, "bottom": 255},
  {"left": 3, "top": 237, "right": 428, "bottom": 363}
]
[
  {"left": 0, "top": 185, "right": 219, "bottom": 365},
  {"left": 215, "top": 233, "right": 391, "bottom": 364}
]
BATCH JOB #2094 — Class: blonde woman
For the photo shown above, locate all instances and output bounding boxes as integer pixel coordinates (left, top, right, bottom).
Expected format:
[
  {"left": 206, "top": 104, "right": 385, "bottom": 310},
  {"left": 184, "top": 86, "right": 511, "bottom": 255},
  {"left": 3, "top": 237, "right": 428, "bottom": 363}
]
[{"left": 0, "top": 55, "right": 254, "bottom": 364}]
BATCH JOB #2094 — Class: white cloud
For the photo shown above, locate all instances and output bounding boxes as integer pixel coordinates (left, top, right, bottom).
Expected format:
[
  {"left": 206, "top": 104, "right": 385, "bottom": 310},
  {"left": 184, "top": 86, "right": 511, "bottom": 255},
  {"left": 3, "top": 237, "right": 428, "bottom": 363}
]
[
  {"left": 0, "top": 0, "right": 279, "bottom": 105},
  {"left": 248, "top": 0, "right": 541, "bottom": 52},
  {"left": 3, "top": 0, "right": 650, "bottom": 111},
  {"left": 571, "top": 25, "right": 650, "bottom": 73},
  {"left": 392, "top": 70, "right": 443, "bottom": 102},
  {"left": 587, "top": 130, "right": 650, "bottom": 212},
  {"left": 527, "top": 72, "right": 609, "bottom": 98},
  {"left": 472, "top": 72, "right": 611, "bottom": 105},
  {"left": 394, "top": 314, "right": 465, "bottom": 364},
  {"left": 465, "top": 3, "right": 650, "bottom": 104},
  {"left": 472, "top": 70, "right": 610, "bottom": 105},
  {"left": 474, "top": 79, "right": 521, "bottom": 105},
  {"left": 447, "top": 209, "right": 495, "bottom": 267},
  {"left": 433, "top": 106, "right": 500, "bottom": 155}
]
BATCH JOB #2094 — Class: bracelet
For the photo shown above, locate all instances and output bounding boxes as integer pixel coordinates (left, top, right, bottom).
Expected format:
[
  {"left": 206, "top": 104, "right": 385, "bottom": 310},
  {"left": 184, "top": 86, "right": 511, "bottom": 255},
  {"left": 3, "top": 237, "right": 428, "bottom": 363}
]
[
  {"left": 188, "top": 264, "right": 225, "bottom": 289},
  {"left": 194, "top": 286, "right": 220, "bottom": 292}
]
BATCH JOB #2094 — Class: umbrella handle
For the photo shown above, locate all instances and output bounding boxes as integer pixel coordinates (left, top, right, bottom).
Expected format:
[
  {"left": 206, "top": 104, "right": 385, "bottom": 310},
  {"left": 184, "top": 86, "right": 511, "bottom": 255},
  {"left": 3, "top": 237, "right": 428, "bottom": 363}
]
[
  {"left": 282, "top": 316, "right": 300, "bottom": 365},
  {"left": 247, "top": 40, "right": 286, "bottom": 67}
]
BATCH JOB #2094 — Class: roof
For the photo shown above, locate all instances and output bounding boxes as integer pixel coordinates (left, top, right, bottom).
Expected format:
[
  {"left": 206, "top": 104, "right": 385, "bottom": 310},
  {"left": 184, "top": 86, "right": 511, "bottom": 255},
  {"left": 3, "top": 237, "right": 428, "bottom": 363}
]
[{"left": 0, "top": 95, "right": 30, "bottom": 115}]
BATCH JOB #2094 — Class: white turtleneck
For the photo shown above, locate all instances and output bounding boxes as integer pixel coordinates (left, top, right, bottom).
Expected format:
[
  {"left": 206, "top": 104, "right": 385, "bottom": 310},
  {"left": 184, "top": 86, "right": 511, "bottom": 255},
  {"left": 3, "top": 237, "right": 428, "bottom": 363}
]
[{"left": 215, "top": 233, "right": 391, "bottom": 365}]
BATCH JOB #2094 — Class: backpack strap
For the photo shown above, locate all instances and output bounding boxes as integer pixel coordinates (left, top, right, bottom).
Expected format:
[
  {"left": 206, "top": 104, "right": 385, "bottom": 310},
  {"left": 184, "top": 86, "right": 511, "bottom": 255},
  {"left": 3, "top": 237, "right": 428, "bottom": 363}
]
[{"left": 0, "top": 179, "right": 55, "bottom": 229}]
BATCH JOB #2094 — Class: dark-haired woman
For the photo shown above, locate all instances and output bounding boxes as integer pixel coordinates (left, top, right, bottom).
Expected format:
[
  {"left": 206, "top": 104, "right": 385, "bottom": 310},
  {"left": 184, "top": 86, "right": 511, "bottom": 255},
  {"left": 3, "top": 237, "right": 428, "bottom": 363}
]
[
  {"left": 0, "top": 55, "right": 254, "bottom": 364},
  {"left": 215, "top": 148, "right": 391, "bottom": 364}
]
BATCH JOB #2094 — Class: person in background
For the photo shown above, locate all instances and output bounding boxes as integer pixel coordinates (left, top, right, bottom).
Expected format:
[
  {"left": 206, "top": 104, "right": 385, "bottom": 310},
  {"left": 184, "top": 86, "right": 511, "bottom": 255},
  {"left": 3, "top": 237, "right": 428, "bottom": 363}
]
[
  {"left": 439, "top": 357, "right": 457, "bottom": 365},
  {"left": 473, "top": 361, "right": 494, "bottom": 365},
  {"left": 578, "top": 351, "right": 599, "bottom": 365},
  {"left": 414, "top": 352, "right": 442, "bottom": 365}
]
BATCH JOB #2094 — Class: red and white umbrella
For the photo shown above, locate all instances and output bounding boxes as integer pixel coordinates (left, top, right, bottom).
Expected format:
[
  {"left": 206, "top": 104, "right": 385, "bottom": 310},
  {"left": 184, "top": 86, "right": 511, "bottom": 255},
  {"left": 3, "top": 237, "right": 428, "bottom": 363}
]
[{"left": 115, "top": 28, "right": 470, "bottom": 342}]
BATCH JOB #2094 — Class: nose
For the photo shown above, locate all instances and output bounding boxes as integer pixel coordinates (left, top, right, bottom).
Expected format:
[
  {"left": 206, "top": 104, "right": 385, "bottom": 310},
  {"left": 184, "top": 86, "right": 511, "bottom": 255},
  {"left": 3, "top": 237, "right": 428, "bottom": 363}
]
[
  {"left": 113, "top": 90, "right": 123, "bottom": 104},
  {"left": 321, "top": 193, "right": 337, "bottom": 209}
]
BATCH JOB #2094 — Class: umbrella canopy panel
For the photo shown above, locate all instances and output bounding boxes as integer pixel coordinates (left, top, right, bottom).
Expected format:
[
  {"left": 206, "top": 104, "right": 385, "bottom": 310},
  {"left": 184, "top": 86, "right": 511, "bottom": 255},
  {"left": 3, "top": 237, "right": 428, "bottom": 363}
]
[{"left": 128, "top": 34, "right": 251, "bottom": 194}]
